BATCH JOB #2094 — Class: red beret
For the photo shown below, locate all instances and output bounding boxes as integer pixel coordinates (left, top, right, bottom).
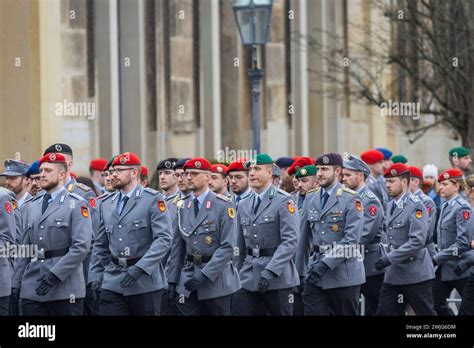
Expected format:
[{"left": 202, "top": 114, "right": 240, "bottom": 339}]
[
  {"left": 227, "top": 159, "right": 248, "bottom": 173},
  {"left": 39, "top": 153, "right": 67, "bottom": 165},
  {"left": 288, "top": 157, "right": 315, "bottom": 176},
  {"left": 211, "top": 164, "right": 228, "bottom": 175},
  {"left": 183, "top": 157, "right": 212, "bottom": 171},
  {"left": 141, "top": 165, "right": 149, "bottom": 177},
  {"left": 438, "top": 168, "right": 463, "bottom": 182},
  {"left": 89, "top": 158, "right": 108, "bottom": 171},
  {"left": 112, "top": 152, "right": 141, "bottom": 166},
  {"left": 408, "top": 166, "right": 423, "bottom": 179},
  {"left": 361, "top": 149, "right": 385, "bottom": 165},
  {"left": 384, "top": 163, "right": 409, "bottom": 178}
]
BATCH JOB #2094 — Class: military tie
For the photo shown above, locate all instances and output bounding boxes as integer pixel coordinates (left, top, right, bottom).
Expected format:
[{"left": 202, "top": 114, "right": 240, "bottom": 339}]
[
  {"left": 235, "top": 196, "right": 241, "bottom": 211},
  {"left": 321, "top": 192, "right": 329, "bottom": 210},
  {"left": 193, "top": 198, "right": 200, "bottom": 217},
  {"left": 42, "top": 193, "right": 51, "bottom": 214},
  {"left": 390, "top": 201, "right": 396, "bottom": 217},
  {"left": 119, "top": 196, "right": 129, "bottom": 215},
  {"left": 253, "top": 196, "right": 261, "bottom": 214}
]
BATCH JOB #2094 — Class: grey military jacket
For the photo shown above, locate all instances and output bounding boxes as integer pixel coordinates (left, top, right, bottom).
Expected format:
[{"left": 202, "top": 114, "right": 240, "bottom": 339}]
[
  {"left": 15, "top": 189, "right": 92, "bottom": 302},
  {"left": 413, "top": 189, "right": 437, "bottom": 258},
  {"left": 236, "top": 186, "right": 299, "bottom": 291},
  {"left": 297, "top": 182, "right": 365, "bottom": 290},
  {"left": 167, "top": 190, "right": 241, "bottom": 300},
  {"left": 384, "top": 192, "right": 435, "bottom": 285},
  {"left": 0, "top": 193, "right": 16, "bottom": 297},
  {"left": 358, "top": 185, "right": 386, "bottom": 277},
  {"left": 89, "top": 185, "right": 172, "bottom": 296},
  {"left": 433, "top": 194, "right": 471, "bottom": 281},
  {"left": 367, "top": 175, "right": 389, "bottom": 212}
]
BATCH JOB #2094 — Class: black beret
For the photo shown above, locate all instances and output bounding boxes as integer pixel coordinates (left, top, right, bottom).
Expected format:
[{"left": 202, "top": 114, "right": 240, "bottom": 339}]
[
  {"left": 43, "top": 143, "right": 73, "bottom": 156},
  {"left": 157, "top": 158, "right": 178, "bottom": 171},
  {"left": 275, "top": 157, "right": 295, "bottom": 169},
  {"left": 173, "top": 158, "right": 191, "bottom": 170},
  {"left": 315, "top": 153, "right": 343, "bottom": 166}
]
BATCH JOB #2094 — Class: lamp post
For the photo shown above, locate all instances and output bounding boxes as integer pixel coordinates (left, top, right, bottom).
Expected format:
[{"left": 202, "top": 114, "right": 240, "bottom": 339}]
[{"left": 232, "top": 0, "right": 273, "bottom": 154}]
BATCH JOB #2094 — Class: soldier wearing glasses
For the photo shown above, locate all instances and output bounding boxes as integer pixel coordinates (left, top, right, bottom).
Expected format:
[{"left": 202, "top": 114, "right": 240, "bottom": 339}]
[
  {"left": 88, "top": 152, "right": 172, "bottom": 315},
  {"left": 167, "top": 158, "right": 240, "bottom": 315}
]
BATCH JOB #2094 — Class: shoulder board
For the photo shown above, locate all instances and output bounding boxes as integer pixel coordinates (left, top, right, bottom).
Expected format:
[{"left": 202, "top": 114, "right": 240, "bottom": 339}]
[
  {"left": 306, "top": 188, "right": 320, "bottom": 194},
  {"left": 364, "top": 190, "right": 376, "bottom": 199},
  {"left": 23, "top": 195, "right": 36, "bottom": 204},
  {"left": 216, "top": 194, "right": 230, "bottom": 202},
  {"left": 97, "top": 192, "right": 112, "bottom": 200},
  {"left": 143, "top": 187, "right": 159, "bottom": 195},
  {"left": 342, "top": 187, "right": 356, "bottom": 195},
  {"left": 165, "top": 192, "right": 178, "bottom": 201},
  {"left": 69, "top": 192, "right": 85, "bottom": 201},
  {"left": 32, "top": 194, "right": 44, "bottom": 202},
  {"left": 455, "top": 197, "right": 468, "bottom": 206},
  {"left": 171, "top": 194, "right": 181, "bottom": 204},
  {"left": 102, "top": 192, "right": 117, "bottom": 202},
  {"left": 181, "top": 193, "right": 192, "bottom": 200},
  {"left": 409, "top": 194, "right": 420, "bottom": 203},
  {"left": 76, "top": 183, "right": 92, "bottom": 192},
  {"left": 277, "top": 188, "right": 291, "bottom": 197}
]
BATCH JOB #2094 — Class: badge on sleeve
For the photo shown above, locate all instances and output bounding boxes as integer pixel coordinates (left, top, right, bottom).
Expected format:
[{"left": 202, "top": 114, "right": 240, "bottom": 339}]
[
  {"left": 12, "top": 201, "right": 17, "bottom": 210},
  {"left": 227, "top": 207, "right": 235, "bottom": 219},
  {"left": 462, "top": 210, "right": 470, "bottom": 221},
  {"left": 415, "top": 210, "right": 423, "bottom": 219},
  {"left": 4, "top": 202, "right": 12, "bottom": 214},
  {"left": 355, "top": 200, "right": 362, "bottom": 212},
  {"left": 89, "top": 197, "right": 96, "bottom": 209},
  {"left": 287, "top": 200, "right": 296, "bottom": 213},
  {"left": 158, "top": 201, "right": 166, "bottom": 212},
  {"left": 81, "top": 206, "right": 89, "bottom": 218},
  {"left": 427, "top": 207, "right": 432, "bottom": 214},
  {"left": 369, "top": 205, "right": 377, "bottom": 216}
]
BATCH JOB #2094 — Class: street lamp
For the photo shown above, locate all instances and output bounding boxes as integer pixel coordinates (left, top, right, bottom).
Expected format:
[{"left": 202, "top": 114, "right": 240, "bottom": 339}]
[{"left": 232, "top": 0, "right": 273, "bottom": 154}]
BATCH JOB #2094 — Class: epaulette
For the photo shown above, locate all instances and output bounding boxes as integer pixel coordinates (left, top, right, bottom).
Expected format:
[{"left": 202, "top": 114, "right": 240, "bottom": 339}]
[
  {"left": 32, "top": 194, "right": 44, "bottom": 202},
  {"left": 216, "top": 194, "right": 230, "bottom": 202},
  {"left": 342, "top": 187, "right": 356, "bottom": 195},
  {"left": 97, "top": 192, "right": 112, "bottom": 200},
  {"left": 165, "top": 192, "right": 179, "bottom": 201},
  {"left": 69, "top": 192, "right": 85, "bottom": 201},
  {"left": 277, "top": 188, "right": 291, "bottom": 197},
  {"left": 75, "top": 183, "right": 92, "bottom": 192},
  {"left": 171, "top": 194, "right": 181, "bottom": 205},
  {"left": 306, "top": 188, "right": 320, "bottom": 194},
  {"left": 143, "top": 187, "right": 159, "bottom": 195},
  {"left": 455, "top": 197, "right": 468, "bottom": 206},
  {"left": 409, "top": 194, "right": 420, "bottom": 203},
  {"left": 364, "top": 190, "right": 376, "bottom": 199}
]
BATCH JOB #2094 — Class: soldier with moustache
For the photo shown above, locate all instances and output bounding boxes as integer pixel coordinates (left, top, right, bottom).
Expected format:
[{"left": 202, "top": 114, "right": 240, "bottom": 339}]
[
  {"left": 297, "top": 153, "right": 365, "bottom": 316},
  {"left": 14, "top": 153, "right": 92, "bottom": 315},
  {"left": 374, "top": 163, "right": 436, "bottom": 315},
  {"left": 167, "top": 158, "right": 240, "bottom": 315}
]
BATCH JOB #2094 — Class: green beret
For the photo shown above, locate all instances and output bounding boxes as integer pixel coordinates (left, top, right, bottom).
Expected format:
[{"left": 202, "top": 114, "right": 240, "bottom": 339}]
[
  {"left": 105, "top": 156, "right": 117, "bottom": 171},
  {"left": 449, "top": 146, "right": 470, "bottom": 158},
  {"left": 392, "top": 155, "right": 408, "bottom": 164},
  {"left": 295, "top": 165, "right": 317, "bottom": 179},
  {"left": 245, "top": 153, "right": 273, "bottom": 168}
]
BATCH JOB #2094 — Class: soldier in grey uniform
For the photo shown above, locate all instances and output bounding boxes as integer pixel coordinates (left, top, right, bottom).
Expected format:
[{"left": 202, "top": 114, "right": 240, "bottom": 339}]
[
  {"left": 408, "top": 166, "right": 438, "bottom": 258},
  {"left": 209, "top": 164, "right": 231, "bottom": 198},
  {"left": 232, "top": 154, "right": 299, "bottom": 316},
  {"left": 14, "top": 153, "right": 92, "bottom": 315},
  {"left": 342, "top": 154, "right": 385, "bottom": 315},
  {"left": 167, "top": 158, "right": 240, "bottom": 316},
  {"left": 43, "top": 143, "right": 99, "bottom": 315},
  {"left": 174, "top": 158, "right": 192, "bottom": 199},
  {"left": 88, "top": 152, "right": 172, "bottom": 315},
  {"left": 361, "top": 150, "right": 390, "bottom": 212},
  {"left": 0, "top": 191, "right": 16, "bottom": 315},
  {"left": 375, "top": 163, "right": 436, "bottom": 315},
  {"left": 297, "top": 153, "right": 365, "bottom": 316},
  {"left": 431, "top": 169, "right": 471, "bottom": 315},
  {"left": 227, "top": 159, "right": 252, "bottom": 212}
]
